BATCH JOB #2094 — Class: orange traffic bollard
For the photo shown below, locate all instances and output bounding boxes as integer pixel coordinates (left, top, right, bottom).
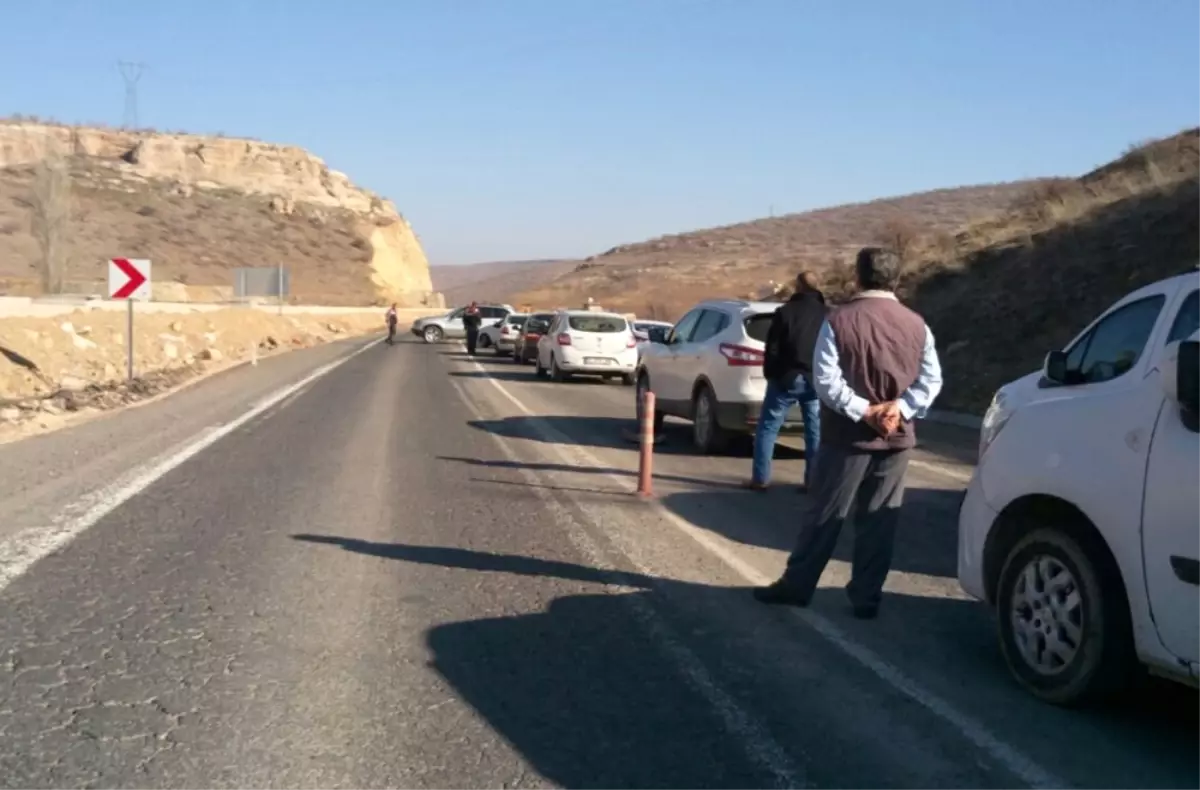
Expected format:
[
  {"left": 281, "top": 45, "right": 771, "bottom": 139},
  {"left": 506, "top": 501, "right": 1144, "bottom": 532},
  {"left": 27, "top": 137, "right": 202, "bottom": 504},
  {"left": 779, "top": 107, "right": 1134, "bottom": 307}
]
[{"left": 637, "top": 390, "right": 655, "bottom": 498}]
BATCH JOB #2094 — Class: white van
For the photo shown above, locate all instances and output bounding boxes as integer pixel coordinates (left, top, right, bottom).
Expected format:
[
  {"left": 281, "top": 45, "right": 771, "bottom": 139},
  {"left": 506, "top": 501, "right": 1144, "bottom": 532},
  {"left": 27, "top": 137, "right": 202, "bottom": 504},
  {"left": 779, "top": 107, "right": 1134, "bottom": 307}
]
[{"left": 957, "top": 269, "right": 1199, "bottom": 706}]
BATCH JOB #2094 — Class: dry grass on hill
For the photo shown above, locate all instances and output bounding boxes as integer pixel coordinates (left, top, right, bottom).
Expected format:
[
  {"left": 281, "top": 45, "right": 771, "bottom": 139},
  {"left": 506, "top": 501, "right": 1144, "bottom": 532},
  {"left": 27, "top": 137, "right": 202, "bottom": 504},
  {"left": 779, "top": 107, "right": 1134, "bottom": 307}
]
[{"left": 0, "top": 158, "right": 380, "bottom": 305}]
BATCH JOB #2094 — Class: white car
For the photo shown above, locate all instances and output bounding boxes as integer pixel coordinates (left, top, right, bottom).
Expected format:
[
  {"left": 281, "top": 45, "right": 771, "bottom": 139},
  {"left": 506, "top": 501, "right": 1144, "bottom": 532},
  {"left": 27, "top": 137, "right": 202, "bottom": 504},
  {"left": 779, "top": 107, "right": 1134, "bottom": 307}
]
[
  {"left": 958, "top": 269, "right": 1199, "bottom": 706},
  {"left": 632, "top": 320, "right": 674, "bottom": 361},
  {"left": 636, "top": 299, "right": 806, "bottom": 453},
  {"left": 479, "top": 313, "right": 527, "bottom": 355},
  {"left": 535, "top": 310, "right": 639, "bottom": 384}
]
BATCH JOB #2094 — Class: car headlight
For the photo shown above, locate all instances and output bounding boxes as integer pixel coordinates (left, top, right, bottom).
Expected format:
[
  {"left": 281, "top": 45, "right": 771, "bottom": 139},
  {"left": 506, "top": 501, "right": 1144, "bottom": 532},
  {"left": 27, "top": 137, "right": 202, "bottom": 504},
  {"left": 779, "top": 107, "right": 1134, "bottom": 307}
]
[{"left": 978, "top": 389, "right": 1013, "bottom": 460}]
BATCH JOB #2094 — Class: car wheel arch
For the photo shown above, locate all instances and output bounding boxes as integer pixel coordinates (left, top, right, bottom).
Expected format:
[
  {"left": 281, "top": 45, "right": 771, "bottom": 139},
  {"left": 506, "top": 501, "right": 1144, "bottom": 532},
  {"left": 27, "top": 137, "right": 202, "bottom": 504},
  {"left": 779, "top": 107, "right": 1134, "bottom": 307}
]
[{"left": 983, "top": 494, "right": 1126, "bottom": 607}]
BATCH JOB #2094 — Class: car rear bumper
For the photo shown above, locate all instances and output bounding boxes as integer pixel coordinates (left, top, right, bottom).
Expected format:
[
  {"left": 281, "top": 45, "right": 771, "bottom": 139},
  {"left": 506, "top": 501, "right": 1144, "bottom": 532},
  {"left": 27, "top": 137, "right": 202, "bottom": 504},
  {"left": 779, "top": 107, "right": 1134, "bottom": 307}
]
[{"left": 560, "top": 362, "right": 636, "bottom": 376}]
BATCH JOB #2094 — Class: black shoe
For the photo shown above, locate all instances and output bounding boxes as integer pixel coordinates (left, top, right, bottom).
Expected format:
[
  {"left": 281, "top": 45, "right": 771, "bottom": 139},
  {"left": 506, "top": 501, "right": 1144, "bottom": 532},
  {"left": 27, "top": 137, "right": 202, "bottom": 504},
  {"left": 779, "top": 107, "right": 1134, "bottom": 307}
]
[
  {"left": 752, "top": 581, "right": 811, "bottom": 608},
  {"left": 851, "top": 604, "right": 879, "bottom": 620}
]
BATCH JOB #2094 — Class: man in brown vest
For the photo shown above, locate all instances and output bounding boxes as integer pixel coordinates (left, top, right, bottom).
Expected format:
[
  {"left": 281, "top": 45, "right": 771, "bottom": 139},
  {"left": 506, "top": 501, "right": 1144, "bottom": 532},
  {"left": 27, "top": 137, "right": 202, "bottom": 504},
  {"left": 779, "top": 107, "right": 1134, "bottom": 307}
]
[{"left": 754, "top": 246, "right": 943, "bottom": 619}]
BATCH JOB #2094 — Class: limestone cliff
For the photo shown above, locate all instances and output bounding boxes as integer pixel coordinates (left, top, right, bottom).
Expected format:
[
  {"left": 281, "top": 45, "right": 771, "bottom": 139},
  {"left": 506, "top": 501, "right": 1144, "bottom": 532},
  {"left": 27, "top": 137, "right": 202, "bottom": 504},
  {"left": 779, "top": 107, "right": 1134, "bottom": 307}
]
[{"left": 0, "top": 121, "right": 435, "bottom": 305}]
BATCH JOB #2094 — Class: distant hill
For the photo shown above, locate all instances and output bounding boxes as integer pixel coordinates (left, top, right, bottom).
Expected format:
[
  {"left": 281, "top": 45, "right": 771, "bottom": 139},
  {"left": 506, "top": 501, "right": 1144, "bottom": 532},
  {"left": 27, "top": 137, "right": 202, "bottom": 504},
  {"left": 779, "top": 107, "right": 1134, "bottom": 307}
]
[
  {"left": 511, "top": 182, "right": 1040, "bottom": 318},
  {"left": 431, "top": 259, "right": 576, "bottom": 307}
]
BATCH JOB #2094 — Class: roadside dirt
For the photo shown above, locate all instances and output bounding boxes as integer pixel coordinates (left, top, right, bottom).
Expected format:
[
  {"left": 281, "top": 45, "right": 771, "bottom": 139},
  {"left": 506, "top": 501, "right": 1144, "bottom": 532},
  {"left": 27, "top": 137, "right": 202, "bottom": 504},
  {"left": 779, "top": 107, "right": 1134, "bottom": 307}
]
[{"left": 0, "top": 307, "right": 383, "bottom": 442}]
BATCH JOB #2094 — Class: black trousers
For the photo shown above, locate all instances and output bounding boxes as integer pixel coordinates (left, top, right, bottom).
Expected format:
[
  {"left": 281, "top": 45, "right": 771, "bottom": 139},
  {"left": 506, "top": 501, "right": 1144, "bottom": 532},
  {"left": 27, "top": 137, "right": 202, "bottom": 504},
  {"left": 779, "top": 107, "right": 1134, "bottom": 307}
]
[
  {"left": 781, "top": 443, "right": 910, "bottom": 609},
  {"left": 465, "top": 327, "right": 479, "bottom": 354}
]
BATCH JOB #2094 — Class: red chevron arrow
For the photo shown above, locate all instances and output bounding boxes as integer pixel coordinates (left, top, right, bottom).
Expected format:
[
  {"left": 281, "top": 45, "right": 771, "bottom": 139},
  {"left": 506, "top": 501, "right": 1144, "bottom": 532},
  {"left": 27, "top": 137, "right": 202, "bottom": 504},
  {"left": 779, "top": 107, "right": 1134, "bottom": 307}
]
[{"left": 110, "top": 258, "right": 147, "bottom": 299}]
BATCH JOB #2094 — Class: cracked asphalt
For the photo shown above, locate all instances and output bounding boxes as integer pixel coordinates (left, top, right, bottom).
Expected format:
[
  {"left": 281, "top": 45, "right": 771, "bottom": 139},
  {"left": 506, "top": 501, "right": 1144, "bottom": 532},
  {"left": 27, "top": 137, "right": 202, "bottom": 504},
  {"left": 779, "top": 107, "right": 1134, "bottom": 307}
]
[{"left": 0, "top": 336, "right": 1195, "bottom": 789}]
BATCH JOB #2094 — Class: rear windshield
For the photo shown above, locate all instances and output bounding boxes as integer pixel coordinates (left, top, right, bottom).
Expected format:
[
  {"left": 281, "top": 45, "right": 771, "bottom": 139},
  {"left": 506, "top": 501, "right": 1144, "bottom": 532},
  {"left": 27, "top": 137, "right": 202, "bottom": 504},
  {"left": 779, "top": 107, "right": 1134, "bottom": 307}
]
[
  {"left": 744, "top": 313, "right": 775, "bottom": 343},
  {"left": 525, "top": 314, "right": 554, "bottom": 332},
  {"left": 505, "top": 314, "right": 527, "bottom": 325},
  {"left": 568, "top": 315, "right": 628, "bottom": 333},
  {"left": 644, "top": 326, "right": 670, "bottom": 343}
]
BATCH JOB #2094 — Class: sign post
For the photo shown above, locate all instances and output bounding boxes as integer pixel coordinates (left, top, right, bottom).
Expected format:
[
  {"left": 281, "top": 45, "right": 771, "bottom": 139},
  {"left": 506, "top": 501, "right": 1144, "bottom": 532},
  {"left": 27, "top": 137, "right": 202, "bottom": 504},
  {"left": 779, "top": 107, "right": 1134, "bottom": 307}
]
[{"left": 107, "top": 258, "right": 152, "bottom": 381}]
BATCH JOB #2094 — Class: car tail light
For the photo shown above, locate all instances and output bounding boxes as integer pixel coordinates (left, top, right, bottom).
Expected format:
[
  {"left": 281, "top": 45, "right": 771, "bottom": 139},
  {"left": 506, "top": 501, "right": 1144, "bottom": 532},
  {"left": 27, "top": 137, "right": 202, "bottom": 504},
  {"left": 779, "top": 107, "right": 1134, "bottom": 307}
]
[
  {"left": 525, "top": 332, "right": 540, "bottom": 341},
  {"left": 557, "top": 333, "right": 572, "bottom": 346},
  {"left": 626, "top": 336, "right": 638, "bottom": 348},
  {"left": 719, "top": 342, "right": 764, "bottom": 366},
  {"left": 501, "top": 325, "right": 512, "bottom": 335}
]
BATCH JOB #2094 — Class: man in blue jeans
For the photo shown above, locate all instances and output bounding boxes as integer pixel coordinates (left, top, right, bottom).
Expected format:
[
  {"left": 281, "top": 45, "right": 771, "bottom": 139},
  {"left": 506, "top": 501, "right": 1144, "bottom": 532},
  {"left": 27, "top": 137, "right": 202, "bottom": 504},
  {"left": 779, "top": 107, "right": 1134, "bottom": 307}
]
[{"left": 746, "top": 271, "right": 827, "bottom": 492}]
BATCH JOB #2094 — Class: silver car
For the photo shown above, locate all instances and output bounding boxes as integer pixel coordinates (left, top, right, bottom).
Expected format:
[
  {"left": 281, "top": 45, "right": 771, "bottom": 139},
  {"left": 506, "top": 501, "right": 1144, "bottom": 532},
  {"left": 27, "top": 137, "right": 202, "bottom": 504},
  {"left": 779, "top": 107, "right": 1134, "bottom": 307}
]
[{"left": 411, "top": 304, "right": 514, "bottom": 344}]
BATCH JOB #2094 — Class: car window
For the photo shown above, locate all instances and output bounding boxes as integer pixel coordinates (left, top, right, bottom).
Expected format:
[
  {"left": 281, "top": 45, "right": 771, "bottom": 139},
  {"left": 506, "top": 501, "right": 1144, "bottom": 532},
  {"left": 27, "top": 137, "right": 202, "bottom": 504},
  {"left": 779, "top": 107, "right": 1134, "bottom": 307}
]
[
  {"left": 744, "top": 312, "right": 775, "bottom": 343},
  {"left": 480, "top": 306, "right": 506, "bottom": 319},
  {"left": 646, "top": 326, "right": 670, "bottom": 344},
  {"left": 448, "top": 308, "right": 464, "bottom": 319},
  {"left": 1166, "top": 289, "right": 1199, "bottom": 345},
  {"left": 690, "top": 309, "right": 730, "bottom": 344},
  {"left": 1066, "top": 295, "right": 1166, "bottom": 384},
  {"left": 670, "top": 309, "right": 704, "bottom": 344},
  {"left": 505, "top": 314, "right": 527, "bottom": 325},
  {"left": 568, "top": 315, "right": 628, "bottom": 332}
]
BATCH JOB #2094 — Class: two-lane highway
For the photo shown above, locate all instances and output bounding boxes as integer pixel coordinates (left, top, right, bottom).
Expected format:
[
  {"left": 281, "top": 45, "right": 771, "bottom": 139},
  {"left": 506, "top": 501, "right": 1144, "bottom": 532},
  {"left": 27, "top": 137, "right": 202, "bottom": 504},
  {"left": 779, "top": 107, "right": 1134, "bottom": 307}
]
[{"left": 0, "top": 335, "right": 1195, "bottom": 788}]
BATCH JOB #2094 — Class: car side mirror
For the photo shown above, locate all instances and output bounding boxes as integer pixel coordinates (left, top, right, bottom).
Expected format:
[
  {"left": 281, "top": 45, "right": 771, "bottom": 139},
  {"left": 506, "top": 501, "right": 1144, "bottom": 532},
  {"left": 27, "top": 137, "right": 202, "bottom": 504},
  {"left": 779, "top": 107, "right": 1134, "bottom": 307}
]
[{"left": 1043, "top": 350, "right": 1069, "bottom": 385}]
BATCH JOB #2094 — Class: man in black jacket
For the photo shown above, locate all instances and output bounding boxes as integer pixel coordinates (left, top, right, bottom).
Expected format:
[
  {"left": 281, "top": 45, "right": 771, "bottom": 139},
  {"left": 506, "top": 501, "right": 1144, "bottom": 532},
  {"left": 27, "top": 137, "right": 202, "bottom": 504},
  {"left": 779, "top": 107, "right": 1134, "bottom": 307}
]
[
  {"left": 747, "top": 271, "right": 827, "bottom": 491},
  {"left": 463, "top": 302, "right": 483, "bottom": 355}
]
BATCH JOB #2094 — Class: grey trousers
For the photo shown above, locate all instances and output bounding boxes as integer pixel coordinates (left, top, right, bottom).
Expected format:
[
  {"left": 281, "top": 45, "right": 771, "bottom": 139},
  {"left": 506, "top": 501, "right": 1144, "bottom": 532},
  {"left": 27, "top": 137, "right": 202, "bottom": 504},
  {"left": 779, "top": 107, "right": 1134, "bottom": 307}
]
[{"left": 781, "top": 443, "right": 911, "bottom": 609}]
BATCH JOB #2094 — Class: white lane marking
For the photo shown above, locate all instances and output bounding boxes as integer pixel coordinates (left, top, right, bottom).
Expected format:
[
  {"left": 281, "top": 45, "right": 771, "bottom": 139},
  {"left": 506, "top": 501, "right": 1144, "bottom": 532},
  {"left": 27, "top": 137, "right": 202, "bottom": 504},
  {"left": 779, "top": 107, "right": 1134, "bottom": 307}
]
[
  {"left": 0, "top": 338, "right": 384, "bottom": 593},
  {"left": 461, "top": 358, "right": 1066, "bottom": 790},
  {"left": 448, "top": 375, "right": 806, "bottom": 789}
]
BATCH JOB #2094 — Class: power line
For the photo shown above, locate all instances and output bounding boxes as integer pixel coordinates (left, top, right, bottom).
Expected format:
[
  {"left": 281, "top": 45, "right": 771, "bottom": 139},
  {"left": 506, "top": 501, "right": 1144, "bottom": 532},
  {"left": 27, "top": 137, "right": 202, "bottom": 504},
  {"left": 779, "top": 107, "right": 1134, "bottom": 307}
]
[{"left": 116, "top": 61, "right": 147, "bottom": 129}]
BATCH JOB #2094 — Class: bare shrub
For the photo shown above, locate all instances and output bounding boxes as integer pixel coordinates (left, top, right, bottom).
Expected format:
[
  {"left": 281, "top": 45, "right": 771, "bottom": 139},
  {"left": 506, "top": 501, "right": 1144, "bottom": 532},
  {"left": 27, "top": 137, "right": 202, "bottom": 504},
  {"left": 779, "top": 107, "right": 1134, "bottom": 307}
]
[
  {"left": 30, "top": 148, "right": 72, "bottom": 295},
  {"left": 879, "top": 215, "right": 921, "bottom": 262}
]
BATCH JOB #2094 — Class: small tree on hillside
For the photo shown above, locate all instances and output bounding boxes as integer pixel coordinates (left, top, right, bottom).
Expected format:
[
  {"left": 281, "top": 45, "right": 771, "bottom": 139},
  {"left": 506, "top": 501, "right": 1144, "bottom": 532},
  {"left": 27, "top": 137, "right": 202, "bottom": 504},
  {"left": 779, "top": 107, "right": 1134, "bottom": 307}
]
[{"left": 30, "top": 147, "right": 72, "bottom": 295}]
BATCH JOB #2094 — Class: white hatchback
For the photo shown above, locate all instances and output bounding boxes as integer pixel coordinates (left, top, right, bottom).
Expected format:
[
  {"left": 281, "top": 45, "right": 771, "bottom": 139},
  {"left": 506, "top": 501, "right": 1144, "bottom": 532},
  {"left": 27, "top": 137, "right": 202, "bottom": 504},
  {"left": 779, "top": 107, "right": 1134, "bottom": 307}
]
[{"left": 535, "top": 310, "right": 639, "bottom": 384}]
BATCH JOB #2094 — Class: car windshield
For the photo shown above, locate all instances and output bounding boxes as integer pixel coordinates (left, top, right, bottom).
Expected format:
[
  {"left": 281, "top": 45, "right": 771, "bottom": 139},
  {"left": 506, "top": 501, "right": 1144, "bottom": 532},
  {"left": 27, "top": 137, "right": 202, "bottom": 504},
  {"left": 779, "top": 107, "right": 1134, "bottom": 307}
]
[
  {"left": 526, "top": 315, "right": 554, "bottom": 333},
  {"left": 744, "top": 313, "right": 775, "bottom": 342},
  {"left": 568, "top": 315, "right": 627, "bottom": 333}
]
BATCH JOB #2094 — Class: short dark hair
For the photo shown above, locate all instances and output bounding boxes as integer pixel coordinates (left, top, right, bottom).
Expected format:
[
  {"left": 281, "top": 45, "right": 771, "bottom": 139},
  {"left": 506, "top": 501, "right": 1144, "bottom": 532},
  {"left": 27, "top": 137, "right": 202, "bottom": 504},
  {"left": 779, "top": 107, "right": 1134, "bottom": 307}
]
[
  {"left": 854, "top": 247, "right": 904, "bottom": 292},
  {"left": 794, "top": 270, "right": 821, "bottom": 294}
]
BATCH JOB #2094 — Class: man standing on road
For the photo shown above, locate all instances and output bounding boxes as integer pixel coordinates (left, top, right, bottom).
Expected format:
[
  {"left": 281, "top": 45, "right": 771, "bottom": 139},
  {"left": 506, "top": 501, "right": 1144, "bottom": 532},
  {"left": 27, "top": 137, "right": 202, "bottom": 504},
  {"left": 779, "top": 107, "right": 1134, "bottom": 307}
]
[
  {"left": 754, "top": 247, "right": 943, "bottom": 620},
  {"left": 463, "top": 301, "right": 483, "bottom": 356},
  {"left": 746, "top": 271, "right": 827, "bottom": 492},
  {"left": 385, "top": 303, "right": 398, "bottom": 345}
]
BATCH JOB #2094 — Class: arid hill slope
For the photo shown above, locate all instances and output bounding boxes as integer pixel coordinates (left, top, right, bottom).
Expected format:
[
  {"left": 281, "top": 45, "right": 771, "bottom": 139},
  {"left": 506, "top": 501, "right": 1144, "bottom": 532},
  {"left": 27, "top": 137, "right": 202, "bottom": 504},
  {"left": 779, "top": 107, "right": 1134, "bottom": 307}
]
[
  {"left": 905, "top": 129, "right": 1198, "bottom": 412},
  {"left": 0, "top": 121, "right": 438, "bottom": 306},
  {"left": 513, "top": 182, "right": 1039, "bottom": 317}
]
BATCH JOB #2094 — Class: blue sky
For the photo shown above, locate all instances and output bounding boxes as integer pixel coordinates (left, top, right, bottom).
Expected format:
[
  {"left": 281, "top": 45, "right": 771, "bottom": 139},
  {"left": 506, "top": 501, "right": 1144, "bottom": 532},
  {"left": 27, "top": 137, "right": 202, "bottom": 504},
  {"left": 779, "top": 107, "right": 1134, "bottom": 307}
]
[{"left": 2, "top": 1, "right": 1197, "bottom": 265}]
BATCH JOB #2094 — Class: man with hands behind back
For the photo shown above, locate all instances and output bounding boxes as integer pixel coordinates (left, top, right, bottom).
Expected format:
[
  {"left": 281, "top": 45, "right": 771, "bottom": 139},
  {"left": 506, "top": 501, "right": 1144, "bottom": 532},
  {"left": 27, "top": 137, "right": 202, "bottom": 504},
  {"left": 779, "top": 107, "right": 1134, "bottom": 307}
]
[{"left": 754, "top": 246, "right": 944, "bottom": 620}]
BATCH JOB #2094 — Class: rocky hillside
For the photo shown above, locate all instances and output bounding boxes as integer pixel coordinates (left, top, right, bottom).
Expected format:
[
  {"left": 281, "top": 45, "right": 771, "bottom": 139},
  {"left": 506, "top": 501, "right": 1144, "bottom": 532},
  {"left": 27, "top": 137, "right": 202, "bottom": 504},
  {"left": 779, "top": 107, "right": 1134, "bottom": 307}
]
[
  {"left": 0, "top": 121, "right": 438, "bottom": 307},
  {"left": 904, "top": 128, "right": 1199, "bottom": 412},
  {"left": 512, "top": 182, "right": 1040, "bottom": 318}
]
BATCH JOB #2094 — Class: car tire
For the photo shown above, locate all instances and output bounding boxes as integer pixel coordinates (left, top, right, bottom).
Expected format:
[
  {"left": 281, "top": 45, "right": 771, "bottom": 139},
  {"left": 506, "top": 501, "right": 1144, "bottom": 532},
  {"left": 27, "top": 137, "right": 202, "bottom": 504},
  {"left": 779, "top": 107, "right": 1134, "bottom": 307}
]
[
  {"left": 691, "top": 384, "right": 730, "bottom": 454},
  {"left": 621, "top": 373, "right": 635, "bottom": 386},
  {"left": 422, "top": 326, "right": 443, "bottom": 344},
  {"left": 478, "top": 334, "right": 492, "bottom": 350},
  {"left": 635, "top": 372, "right": 665, "bottom": 434},
  {"left": 551, "top": 355, "right": 569, "bottom": 382},
  {"left": 535, "top": 356, "right": 548, "bottom": 379},
  {"left": 995, "top": 526, "right": 1135, "bottom": 707}
]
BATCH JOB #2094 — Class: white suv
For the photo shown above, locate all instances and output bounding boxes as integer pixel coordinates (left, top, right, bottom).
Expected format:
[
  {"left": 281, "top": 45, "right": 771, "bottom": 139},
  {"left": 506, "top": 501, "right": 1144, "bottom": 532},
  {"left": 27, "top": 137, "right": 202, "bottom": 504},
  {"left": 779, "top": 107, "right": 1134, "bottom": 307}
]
[
  {"left": 636, "top": 299, "right": 805, "bottom": 453},
  {"left": 958, "top": 269, "right": 1199, "bottom": 706},
  {"left": 535, "top": 310, "right": 639, "bottom": 384}
]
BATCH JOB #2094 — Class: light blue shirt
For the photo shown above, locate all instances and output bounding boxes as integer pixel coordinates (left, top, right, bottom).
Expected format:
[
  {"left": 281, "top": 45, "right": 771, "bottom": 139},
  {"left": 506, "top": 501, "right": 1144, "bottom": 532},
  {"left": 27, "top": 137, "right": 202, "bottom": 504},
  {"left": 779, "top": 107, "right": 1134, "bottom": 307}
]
[{"left": 811, "top": 295, "right": 944, "bottom": 423}]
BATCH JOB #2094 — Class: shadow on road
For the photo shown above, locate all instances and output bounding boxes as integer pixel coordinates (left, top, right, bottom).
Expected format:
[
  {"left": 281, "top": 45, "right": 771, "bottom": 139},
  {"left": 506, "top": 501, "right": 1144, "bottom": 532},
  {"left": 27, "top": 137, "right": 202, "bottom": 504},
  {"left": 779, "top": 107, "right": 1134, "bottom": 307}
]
[
  {"left": 291, "top": 534, "right": 1200, "bottom": 789},
  {"left": 466, "top": 414, "right": 802, "bottom": 461},
  {"left": 438, "top": 454, "right": 744, "bottom": 490},
  {"left": 659, "top": 485, "right": 965, "bottom": 580}
]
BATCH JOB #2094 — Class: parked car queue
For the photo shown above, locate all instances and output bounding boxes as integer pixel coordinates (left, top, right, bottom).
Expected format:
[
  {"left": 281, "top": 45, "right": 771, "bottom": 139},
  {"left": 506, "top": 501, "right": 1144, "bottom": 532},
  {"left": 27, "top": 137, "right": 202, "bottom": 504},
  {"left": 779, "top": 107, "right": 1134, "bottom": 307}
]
[{"left": 409, "top": 269, "right": 1199, "bottom": 708}]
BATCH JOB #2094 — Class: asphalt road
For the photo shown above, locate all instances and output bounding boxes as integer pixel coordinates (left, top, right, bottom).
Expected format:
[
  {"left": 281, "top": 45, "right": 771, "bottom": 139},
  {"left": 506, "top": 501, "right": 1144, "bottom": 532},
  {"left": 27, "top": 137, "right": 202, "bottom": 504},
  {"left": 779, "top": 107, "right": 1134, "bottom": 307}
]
[{"left": 0, "top": 335, "right": 1195, "bottom": 789}]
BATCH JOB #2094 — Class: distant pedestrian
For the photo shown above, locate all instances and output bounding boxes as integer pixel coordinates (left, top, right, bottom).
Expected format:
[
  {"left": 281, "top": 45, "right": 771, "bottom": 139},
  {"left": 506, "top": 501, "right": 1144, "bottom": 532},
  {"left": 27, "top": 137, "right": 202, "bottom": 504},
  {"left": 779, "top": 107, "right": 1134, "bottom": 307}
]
[
  {"left": 463, "top": 301, "right": 483, "bottom": 355},
  {"left": 754, "top": 247, "right": 943, "bottom": 620},
  {"left": 746, "top": 271, "right": 827, "bottom": 492},
  {"left": 385, "top": 303, "right": 398, "bottom": 345}
]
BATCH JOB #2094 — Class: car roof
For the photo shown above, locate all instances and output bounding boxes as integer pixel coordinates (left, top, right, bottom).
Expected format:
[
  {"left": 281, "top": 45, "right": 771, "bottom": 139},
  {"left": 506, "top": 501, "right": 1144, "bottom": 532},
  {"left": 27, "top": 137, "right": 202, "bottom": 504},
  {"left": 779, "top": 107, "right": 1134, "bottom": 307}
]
[
  {"left": 635, "top": 320, "right": 674, "bottom": 326},
  {"left": 557, "top": 309, "right": 629, "bottom": 319},
  {"left": 691, "top": 298, "right": 782, "bottom": 315}
]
